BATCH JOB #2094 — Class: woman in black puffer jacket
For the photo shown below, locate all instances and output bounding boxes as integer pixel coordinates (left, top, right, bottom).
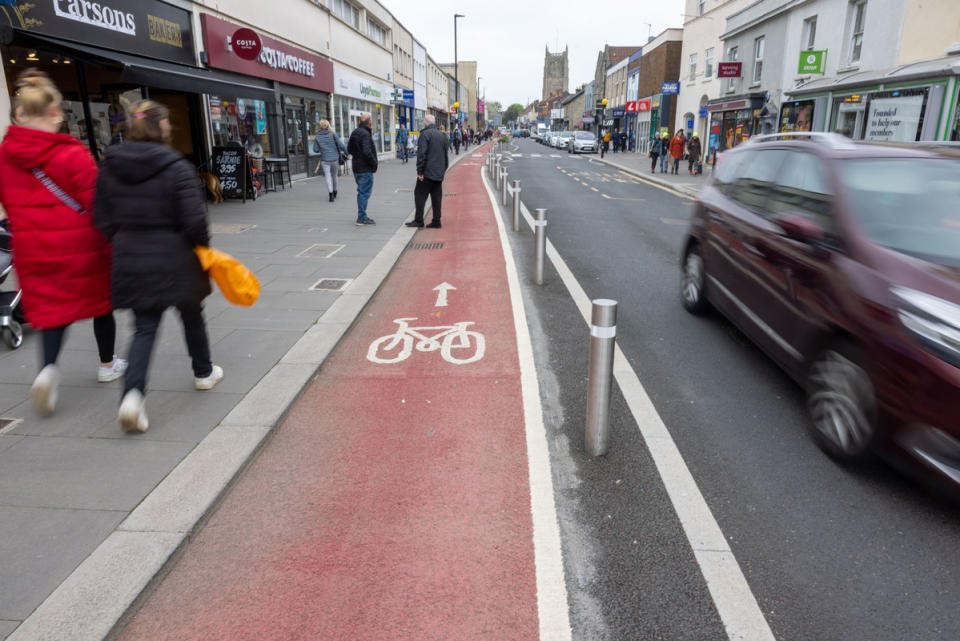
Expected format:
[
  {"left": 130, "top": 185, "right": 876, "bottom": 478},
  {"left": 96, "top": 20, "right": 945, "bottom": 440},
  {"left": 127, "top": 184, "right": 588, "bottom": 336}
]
[{"left": 94, "top": 100, "right": 222, "bottom": 433}]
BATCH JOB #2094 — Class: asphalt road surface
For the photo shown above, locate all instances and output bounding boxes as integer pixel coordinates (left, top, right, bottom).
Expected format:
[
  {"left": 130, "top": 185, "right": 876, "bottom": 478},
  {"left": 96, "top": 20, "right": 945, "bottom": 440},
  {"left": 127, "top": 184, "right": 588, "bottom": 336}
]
[{"left": 500, "top": 138, "right": 960, "bottom": 641}]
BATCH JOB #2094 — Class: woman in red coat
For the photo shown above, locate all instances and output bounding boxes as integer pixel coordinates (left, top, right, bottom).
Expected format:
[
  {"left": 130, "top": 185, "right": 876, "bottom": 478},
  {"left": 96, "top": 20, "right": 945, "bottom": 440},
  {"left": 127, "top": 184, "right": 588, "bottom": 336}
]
[
  {"left": 0, "top": 69, "right": 125, "bottom": 416},
  {"left": 669, "top": 130, "right": 686, "bottom": 175}
]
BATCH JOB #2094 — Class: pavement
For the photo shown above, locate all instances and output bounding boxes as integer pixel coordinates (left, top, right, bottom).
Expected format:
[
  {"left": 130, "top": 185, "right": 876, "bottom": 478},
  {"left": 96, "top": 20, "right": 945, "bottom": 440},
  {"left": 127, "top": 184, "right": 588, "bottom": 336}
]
[
  {"left": 112, "top": 143, "right": 570, "bottom": 641},
  {"left": 0, "top": 146, "right": 478, "bottom": 641}
]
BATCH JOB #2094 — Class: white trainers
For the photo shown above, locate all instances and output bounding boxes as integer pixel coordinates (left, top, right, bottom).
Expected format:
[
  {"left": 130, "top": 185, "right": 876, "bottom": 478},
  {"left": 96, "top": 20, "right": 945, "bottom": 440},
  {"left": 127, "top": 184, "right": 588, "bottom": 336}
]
[
  {"left": 30, "top": 365, "right": 60, "bottom": 416},
  {"left": 194, "top": 365, "right": 224, "bottom": 391},
  {"left": 98, "top": 357, "right": 128, "bottom": 383},
  {"left": 118, "top": 389, "right": 149, "bottom": 433}
]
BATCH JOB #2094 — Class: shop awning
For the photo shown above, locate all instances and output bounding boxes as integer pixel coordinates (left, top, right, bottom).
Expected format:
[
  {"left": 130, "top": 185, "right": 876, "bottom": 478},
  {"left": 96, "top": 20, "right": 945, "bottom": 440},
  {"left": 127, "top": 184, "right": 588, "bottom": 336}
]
[{"left": 15, "top": 33, "right": 275, "bottom": 100}]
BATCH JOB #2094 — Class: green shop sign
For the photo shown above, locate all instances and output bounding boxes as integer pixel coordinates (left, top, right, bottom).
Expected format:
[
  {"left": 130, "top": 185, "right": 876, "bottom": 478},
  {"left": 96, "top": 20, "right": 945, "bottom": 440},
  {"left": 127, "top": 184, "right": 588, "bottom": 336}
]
[{"left": 798, "top": 50, "right": 826, "bottom": 74}]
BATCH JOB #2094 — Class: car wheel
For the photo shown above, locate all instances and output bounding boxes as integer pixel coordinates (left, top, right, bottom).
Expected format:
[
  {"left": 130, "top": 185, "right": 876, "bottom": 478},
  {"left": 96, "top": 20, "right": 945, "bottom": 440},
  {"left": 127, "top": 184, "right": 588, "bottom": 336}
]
[
  {"left": 680, "top": 244, "right": 709, "bottom": 314},
  {"left": 806, "top": 346, "right": 877, "bottom": 461}
]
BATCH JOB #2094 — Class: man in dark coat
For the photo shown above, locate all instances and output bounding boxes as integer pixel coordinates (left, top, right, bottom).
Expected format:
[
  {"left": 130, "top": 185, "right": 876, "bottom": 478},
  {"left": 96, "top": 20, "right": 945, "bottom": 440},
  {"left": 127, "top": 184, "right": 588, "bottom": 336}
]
[
  {"left": 406, "top": 114, "right": 449, "bottom": 229},
  {"left": 347, "top": 113, "right": 378, "bottom": 225}
]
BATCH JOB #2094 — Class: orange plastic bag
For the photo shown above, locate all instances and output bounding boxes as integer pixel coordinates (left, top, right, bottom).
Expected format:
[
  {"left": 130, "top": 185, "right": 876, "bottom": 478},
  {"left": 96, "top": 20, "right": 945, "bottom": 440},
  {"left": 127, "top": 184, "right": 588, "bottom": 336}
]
[{"left": 194, "top": 246, "right": 260, "bottom": 306}]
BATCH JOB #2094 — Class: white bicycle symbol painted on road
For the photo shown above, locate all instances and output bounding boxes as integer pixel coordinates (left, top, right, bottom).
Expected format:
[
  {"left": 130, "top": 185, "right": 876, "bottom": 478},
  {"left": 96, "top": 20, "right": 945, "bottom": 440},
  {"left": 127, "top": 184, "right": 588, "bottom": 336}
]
[{"left": 367, "top": 317, "right": 486, "bottom": 365}]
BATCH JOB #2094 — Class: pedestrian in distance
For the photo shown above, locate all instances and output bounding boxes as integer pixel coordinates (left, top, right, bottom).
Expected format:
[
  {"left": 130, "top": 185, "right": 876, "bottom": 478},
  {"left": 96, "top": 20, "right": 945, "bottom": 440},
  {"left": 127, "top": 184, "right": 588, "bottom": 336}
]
[
  {"left": 312, "top": 119, "right": 347, "bottom": 202},
  {"left": 612, "top": 128, "right": 620, "bottom": 153},
  {"left": 660, "top": 133, "right": 671, "bottom": 173},
  {"left": 94, "top": 100, "right": 223, "bottom": 433},
  {"left": 0, "top": 68, "right": 126, "bottom": 416},
  {"left": 453, "top": 126, "right": 462, "bottom": 155},
  {"left": 405, "top": 114, "right": 448, "bottom": 230},
  {"left": 669, "top": 129, "right": 686, "bottom": 175},
  {"left": 601, "top": 129, "right": 610, "bottom": 158},
  {"left": 347, "top": 113, "right": 378, "bottom": 226},
  {"left": 649, "top": 135, "right": 662, "bottom": 173},
  {"left": 620, "top": 130, "right": 628, "bottom": 153},
  {"left": 687, "top": 132, "right": 702, "bottom": 175},
  {"left": 397, "top": 123, "right": 409, "bottom": 164}
]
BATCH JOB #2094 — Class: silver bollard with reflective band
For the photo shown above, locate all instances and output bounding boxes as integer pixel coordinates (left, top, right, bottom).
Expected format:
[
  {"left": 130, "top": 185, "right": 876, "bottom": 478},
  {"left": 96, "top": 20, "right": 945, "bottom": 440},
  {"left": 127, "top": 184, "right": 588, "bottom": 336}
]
[
  {"left": 586, "top": 299, "right": 618, "bottom": 457},
  {"left": 494, "top": 159, "right": 502, "bottom": 189},
  {"left": 500, "top": 169, "right": 509, "bottom": 206},
  {"left": 511, "top": 180, "right": 521, "bottom": 232},
  {"left": 534, "top": 208, "right": 547, "bottom": 285}
]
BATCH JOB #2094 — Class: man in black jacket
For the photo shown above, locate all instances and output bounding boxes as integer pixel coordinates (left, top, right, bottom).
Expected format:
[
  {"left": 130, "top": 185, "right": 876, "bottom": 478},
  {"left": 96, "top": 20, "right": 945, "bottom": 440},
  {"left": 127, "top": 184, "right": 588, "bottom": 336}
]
[
  {"left": 406, "top": 115, "right": 449, "bottom": 229},
  {"left": 347, "top": 113, "right": 378, "bottom": 225}
]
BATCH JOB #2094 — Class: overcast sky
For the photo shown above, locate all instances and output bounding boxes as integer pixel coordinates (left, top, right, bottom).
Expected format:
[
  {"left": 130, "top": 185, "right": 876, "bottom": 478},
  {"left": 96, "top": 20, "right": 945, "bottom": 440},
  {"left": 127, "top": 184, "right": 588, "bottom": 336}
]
[{"left": 386, "top": 0, "right": 686, "bottom": 109}]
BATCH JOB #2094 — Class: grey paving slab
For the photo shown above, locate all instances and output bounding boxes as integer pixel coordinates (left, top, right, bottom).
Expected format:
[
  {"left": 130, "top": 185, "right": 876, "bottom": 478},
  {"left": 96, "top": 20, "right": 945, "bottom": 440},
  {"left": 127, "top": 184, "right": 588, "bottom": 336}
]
[
  {"left": 0, "top": 506, "right": 125, "bottom": 621},
  {"left": 0, "top": 437, "right": 193, "bottom": 511},
  {"left": 0, "top": 620, "right": 18, "bottom": 640},
  {"left": 0, "top": 435, "right": 23, "bottom": 455},
  {"left": 6, "top": 387, "right": 120, "bottom": 437},
  {"left": 87, "top": 390, "right": 243, "bottom": 443},
  {"left": 0, "top": 385, "right": 30, "bottom": 415},
  {"left": 205, "top": 306, "right": 324, "bottom": 332}
]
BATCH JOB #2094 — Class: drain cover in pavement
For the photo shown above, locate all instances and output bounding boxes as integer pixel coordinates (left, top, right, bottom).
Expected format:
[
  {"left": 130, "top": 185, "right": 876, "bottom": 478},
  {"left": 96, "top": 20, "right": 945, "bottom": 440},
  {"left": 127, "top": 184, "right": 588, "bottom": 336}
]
[
  {"left": 210, "top": 224, "right": 256, "bottom": 234},
  {"left": 297, "top": 243, "right": 345, "bottom": 258},
  {"left": 408, "top": 242, "right": 443, "bottom": 250},
  {"left": 0, "top": 418, "right": 22, "bottom": 434},
  {"left": 310, "top": 278, "right": 351, "bottom": 291}
]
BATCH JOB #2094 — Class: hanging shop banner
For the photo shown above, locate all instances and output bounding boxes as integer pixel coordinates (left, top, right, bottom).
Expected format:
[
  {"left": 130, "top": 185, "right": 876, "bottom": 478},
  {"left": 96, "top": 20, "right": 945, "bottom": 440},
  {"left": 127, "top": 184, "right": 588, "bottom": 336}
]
[
  {"left": 2, "top": 0, "right": 196, "bottom": 65},
  {"left": 864, "top": 91, "right": 926, "bottom": 142},
  {"left": 717, "top": 62, "right": 742, "bottom": 78},
  {"left": 798, "top": 50, "right": 826, "bottom": 75},
  {"left": 661, "top": 82, "right": 680, "bottom": 95},
  {"left": 202, "top": 14, "right": 333, "bottom": 93}
]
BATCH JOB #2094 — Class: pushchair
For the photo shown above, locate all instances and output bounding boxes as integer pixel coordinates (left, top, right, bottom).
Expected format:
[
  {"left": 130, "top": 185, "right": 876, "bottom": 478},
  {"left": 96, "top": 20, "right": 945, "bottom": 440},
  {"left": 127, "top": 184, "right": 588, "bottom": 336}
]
[{"left": 0, "top": 224, "right": 24, "bottom": 349}]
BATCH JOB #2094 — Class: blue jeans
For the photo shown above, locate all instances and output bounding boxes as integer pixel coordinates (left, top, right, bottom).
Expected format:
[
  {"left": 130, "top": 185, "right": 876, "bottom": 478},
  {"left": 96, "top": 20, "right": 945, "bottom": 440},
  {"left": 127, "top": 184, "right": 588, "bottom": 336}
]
[
  {"left": 355, "top": 172, "right": 374, "bottom": 220},
  {"left": 659, "top": 153, "right": 669, "bottom": 173}
]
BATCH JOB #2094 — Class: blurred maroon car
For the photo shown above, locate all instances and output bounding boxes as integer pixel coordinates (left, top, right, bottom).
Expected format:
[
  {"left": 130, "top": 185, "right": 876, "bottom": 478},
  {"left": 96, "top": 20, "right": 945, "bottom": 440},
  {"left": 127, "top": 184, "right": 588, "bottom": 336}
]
[{"left": 680, "top": 133, "right": 960, "bottom": 488}]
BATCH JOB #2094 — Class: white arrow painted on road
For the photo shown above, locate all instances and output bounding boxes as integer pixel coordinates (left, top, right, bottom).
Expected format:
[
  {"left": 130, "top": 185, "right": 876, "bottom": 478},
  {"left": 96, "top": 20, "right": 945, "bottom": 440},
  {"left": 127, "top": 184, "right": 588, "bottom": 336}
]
[{"left": 433, "top": 282, "right": 456, "bottom": 307}]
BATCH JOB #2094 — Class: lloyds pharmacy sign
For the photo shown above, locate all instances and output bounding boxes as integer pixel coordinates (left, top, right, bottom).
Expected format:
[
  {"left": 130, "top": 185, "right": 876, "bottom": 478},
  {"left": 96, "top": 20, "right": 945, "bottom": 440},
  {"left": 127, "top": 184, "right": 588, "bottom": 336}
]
[{"left": 1, "top": 0, "right": 196, "bottom": 65}]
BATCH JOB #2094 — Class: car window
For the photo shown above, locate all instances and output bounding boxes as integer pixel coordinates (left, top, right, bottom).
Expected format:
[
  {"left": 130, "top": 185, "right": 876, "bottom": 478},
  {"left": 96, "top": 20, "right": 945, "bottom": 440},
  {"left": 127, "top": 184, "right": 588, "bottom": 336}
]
[
  {"left": 576, "top": 132, "right": 595, "bottom": 140},
  {"left": 768, "top": 151, "right": 834, "bottom": 230},
  {"left": 731, "top": 149, "right": 789, "bottom": 213}
]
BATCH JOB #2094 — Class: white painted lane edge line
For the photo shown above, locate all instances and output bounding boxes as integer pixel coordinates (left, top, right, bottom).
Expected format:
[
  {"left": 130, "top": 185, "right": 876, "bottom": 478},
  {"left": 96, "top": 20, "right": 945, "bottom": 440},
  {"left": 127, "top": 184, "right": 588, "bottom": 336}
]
[
  {"left": 482, "top": 167, "right": 573, "bottom": 641},
  {"left": 515, "top": 199, "right": 776, "bottom": 641}
]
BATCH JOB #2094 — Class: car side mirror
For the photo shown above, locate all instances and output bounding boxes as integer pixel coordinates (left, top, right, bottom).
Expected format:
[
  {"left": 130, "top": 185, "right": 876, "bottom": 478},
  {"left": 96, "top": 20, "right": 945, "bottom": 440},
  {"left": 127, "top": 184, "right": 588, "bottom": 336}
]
[{"left": 778, "top": 214, "right": 825, "bottom": 244}]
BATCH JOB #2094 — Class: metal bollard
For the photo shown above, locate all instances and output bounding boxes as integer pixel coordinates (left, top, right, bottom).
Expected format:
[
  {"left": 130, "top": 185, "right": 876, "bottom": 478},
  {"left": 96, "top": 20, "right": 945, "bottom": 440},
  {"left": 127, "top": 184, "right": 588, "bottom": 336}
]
[
  {"left": 494, "top": 158, "right": 501, "bottom": 189},
  {"left": 585, "top": 299, "right": 618, "bottom": 457},
  {"left": 511, "top": 180, "right": 521, "bottom": 232},
  {"left": 533, "top": 208, "right": 547, "bottom": 285},
  {"left": 500, "top": 168, "right": 509, "bottom": 206}
]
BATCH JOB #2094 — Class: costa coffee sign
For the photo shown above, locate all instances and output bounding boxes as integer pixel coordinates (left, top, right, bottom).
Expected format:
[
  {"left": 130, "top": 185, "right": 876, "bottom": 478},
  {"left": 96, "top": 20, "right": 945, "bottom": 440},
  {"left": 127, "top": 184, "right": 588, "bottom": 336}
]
[
  {"left": 201, "top": 14, "right": 333, "bottom": 93},
  {"left": 231, "top": 28, "right": 261, "bottom": 60}
]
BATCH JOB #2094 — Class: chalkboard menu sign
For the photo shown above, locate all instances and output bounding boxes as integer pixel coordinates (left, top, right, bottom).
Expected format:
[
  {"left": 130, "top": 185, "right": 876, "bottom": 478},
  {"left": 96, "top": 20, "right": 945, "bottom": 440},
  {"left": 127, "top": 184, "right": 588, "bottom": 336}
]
[{"left": 212, "top": 146, "right": 247, "bottom": 201}]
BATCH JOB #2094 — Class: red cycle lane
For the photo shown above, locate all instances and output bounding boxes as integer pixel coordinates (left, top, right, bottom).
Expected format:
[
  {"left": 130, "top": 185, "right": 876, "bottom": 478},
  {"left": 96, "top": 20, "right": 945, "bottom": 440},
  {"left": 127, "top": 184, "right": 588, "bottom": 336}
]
[{"left": 117, "top": 147, "right": 544, "bottom": 641}]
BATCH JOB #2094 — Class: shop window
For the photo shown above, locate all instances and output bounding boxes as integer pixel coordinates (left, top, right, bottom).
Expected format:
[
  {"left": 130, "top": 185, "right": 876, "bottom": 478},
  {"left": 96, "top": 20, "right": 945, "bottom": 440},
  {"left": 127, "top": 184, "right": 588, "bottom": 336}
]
[
  {"left": 705, "top": 48, "right": 714, "bottom": 78},
  {"left": 752, "top": 37, "right": 764, "bottom": 84},
  {"left": 209, "top": 95, "right": 272, "bottom": 159},
  {"left": 952, "top": 91, "right": 960, "bottom": 141},
  {"left": 862, "top": 88, "right": 927, "bottom": 142},
  {"left": 779, "top": 100, "right": 815, "bottom": 133}
]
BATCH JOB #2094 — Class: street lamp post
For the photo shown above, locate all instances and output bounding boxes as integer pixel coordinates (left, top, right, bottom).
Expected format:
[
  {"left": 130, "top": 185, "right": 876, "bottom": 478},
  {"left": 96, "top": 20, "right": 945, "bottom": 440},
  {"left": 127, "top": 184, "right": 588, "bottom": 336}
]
[
  {"left": 477, "top": 76, "right": 482, "bottom": 129},
  {"left": 454, "top": 14, "right": 464, "bottom": 125}
]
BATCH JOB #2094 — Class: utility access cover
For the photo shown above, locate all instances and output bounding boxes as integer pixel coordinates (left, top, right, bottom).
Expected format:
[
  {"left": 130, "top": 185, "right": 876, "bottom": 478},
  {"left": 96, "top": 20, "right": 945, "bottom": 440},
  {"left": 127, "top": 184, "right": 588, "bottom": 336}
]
[
  {"left": 310, "top": 278, "right": 351, "bottom": 291},
  {"left": 408, "top": 242, "right": 443, "bottom": 250}
]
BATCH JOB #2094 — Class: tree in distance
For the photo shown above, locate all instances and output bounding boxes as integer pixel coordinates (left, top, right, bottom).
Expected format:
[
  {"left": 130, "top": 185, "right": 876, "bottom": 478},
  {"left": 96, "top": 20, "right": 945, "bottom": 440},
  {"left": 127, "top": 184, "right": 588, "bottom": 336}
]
[{"left": 504, "top": 103, "right": 524, "bottom": 125}]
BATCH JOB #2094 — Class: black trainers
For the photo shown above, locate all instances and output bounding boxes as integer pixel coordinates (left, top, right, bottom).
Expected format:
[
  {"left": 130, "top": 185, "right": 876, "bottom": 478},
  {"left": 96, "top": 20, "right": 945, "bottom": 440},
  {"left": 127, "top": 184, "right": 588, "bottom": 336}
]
[
  {"left": 426, "top": 221, "right": 442, "bottom": 229},
  {"left": 356, "top": 217, "right": 376, "bottom": 225},
  {"left": 405, "top": 221, "right": 424, "bottom": 228}
]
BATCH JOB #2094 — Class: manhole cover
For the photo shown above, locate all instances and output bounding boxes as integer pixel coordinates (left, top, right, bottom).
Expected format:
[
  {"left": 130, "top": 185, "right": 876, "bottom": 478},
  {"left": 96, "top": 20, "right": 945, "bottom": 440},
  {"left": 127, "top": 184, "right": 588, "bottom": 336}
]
[
  {"left": 210, "top": 224, "right": 256, "bottom": 234},
  {"left": 408, "top": 242, "right": 443, "bottom": 250},
  {"left": 442, "top": 193, "right": 456, "bottom": 198},
  {"left": 310, "top": 278, "right": 351, "bottom": 291},
  {"left": 0, "top": 418, "right": 22, "bottom": 434},
  {"left": 297, "top": 243, "right": 345, "bottom": 258}
]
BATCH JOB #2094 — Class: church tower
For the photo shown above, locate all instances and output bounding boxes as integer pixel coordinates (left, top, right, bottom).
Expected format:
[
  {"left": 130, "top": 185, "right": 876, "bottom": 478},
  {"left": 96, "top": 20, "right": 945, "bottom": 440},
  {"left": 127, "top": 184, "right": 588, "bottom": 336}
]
[{"left": 542, "top": 45, "right": 569, "bottom": 100}]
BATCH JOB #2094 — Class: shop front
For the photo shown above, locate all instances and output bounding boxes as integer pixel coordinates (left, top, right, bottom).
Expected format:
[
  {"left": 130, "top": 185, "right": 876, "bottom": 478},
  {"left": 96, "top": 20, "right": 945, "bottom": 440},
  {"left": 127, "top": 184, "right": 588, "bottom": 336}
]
[
  {"left": 784, "top": 56, "right": 960, "bottom": 142},
  {"left": 333, "top": 67, "right": 394, "bottom": 159},
  {"left": 201, "top": 14, "right": 334, "bottom": 180},
  {"left": 625, "top": 98, "right": 651, "bottom": 153},
  {"left": 0, "top": 0, "right": 274, "bottom": 166},
  {"left": 707, "top": 93, "right": 765, "bottom": 151}
]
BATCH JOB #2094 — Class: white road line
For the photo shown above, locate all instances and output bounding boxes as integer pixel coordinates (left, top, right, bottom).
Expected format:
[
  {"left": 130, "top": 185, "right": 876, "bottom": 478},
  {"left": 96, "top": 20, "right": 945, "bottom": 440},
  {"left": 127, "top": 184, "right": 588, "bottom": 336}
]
[
  {"left": 481, "top": 167, "right": 573, "bottom": 641},
  {"left": 514, "top": 198, "right": 776, "bottom": 641}
]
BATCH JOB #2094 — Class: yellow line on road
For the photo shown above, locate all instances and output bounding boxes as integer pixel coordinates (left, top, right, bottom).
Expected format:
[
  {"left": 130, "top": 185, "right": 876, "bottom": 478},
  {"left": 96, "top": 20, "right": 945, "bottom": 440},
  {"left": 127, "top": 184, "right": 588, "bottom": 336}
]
[{"left": 591, "top": 187, "right": 599, "bottom": 192}]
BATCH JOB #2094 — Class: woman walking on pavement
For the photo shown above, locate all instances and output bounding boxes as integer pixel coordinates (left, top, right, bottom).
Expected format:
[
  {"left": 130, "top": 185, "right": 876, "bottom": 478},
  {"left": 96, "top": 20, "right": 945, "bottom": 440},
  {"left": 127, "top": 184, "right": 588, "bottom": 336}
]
[
  {"left": 649, "top": 134, "right": 663, "bottom": 174},
  {"left": 687, "top": 132, "right": 702, "bottom": 175},
  {"left": 669, "top": 129, "right": 686, "bottom": 175},
  {"left": 94, "top": 101, "right": 222, "bottom": 432},
  {"left": 659, "top": 133, "right": 671, "bottom": 173},
  {"left": 313, "top": 119, "right": 347, "bottom": 202},
  {"left": 0, "top": 69, "right": 126, "bottom": 416}
]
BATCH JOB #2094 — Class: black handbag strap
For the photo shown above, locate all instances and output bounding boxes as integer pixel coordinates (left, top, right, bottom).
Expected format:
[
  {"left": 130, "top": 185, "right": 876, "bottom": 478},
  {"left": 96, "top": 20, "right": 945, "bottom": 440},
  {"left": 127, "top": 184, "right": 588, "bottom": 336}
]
[{"left": 32, "top": 168, "right": 86, "bottom": 215}]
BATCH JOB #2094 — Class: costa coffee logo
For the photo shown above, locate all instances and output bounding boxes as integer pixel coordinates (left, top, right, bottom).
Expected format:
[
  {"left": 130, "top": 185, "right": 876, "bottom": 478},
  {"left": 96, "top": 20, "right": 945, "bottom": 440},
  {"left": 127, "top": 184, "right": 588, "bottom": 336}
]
[{"left": 230, "top": 28, "right": 261, "bottom": 60}]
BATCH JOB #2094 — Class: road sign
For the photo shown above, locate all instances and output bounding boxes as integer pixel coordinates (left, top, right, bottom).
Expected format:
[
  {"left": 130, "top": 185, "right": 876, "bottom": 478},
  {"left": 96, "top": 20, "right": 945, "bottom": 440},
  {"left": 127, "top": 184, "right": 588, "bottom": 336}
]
[
  {"left": 798, "top": 50, "right": 826, "bottom": 74},
  {"left": 661, "top": 82, "right": 680, "bottom": 95}
]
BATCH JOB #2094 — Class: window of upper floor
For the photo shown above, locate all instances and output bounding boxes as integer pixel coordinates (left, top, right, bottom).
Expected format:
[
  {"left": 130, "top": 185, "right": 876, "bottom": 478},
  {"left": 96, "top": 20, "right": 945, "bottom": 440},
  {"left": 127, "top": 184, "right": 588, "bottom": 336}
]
[
  {"left": 689, "top": 53, "right": 698, "bottom": 81},
  {"left": 753, "top": 36, "right": 764, "bottom": 83},
  {"left": 725, "top": 45, "right": 738, "bottom": 92},
  {"left": 845, "top": 0, "right": 867, "bottom": 66},
  {"left": 367, "top": 19, "right": 387, "bottom": 47},
  {"left": 330, "top": 0, "right": 359, "bottom": 29},
  {"left": 705, "top": 47, "right": 714, "bottom": 78},
  {"left": 698, "top": 0, "right": 706, "bottom": 15},
  {"left": 802, "top": 16, "right": 817, "bottom": 51}
]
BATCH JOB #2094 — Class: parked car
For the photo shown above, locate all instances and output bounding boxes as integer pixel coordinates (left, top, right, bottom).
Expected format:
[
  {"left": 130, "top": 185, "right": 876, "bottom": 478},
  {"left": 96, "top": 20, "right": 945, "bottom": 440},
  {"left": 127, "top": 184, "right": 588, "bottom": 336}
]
[
  {"left": 569, "top": 131, "right": 597, "bottom": 154},
  {"left": 556, "top": 132, "right": 575, "bottom": 150},
  {"left": 549, "top": 132, "right": 561, "bottom": 147},
  {"left": 679, "top": 133, "right": 960, "bottom": 490}
]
